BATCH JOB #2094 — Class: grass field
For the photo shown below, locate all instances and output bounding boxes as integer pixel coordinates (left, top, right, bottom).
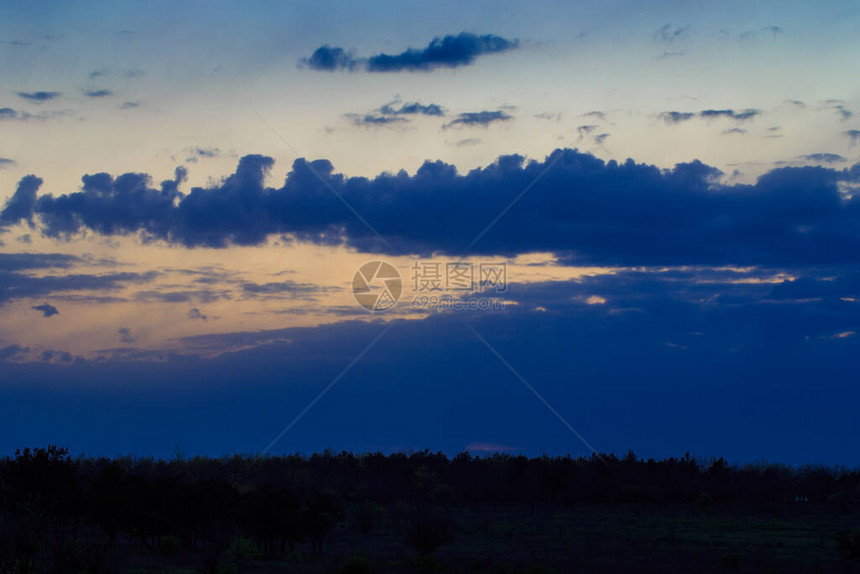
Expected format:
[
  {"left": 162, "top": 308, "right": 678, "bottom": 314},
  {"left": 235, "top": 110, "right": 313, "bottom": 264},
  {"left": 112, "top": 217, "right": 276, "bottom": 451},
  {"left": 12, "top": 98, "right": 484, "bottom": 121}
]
[{"left": 118, "top": 502, "right": 859, "bottom": 574}]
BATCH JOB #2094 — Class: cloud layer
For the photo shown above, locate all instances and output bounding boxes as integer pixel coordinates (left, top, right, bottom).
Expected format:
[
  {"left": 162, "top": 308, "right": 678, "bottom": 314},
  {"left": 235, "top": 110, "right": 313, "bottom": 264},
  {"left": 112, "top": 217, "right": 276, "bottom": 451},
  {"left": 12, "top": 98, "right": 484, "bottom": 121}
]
[{"left": 4, "top": 150, "right": 860, "bottom": 266}]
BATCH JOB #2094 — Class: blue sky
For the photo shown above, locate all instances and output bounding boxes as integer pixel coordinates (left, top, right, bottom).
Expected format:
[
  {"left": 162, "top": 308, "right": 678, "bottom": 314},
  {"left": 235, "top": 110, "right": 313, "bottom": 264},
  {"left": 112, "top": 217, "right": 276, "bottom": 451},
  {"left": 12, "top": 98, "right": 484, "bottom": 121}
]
[{"left": 1, "top": 0, "right": 859, "bottom": 464}]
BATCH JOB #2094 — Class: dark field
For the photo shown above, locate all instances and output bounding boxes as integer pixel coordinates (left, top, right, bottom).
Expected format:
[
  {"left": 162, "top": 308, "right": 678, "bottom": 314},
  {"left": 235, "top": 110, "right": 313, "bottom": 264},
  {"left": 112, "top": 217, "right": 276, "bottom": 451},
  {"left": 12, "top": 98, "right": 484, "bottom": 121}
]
[{"left": 2, "top": 447, "right": 859, "bottom": 573}]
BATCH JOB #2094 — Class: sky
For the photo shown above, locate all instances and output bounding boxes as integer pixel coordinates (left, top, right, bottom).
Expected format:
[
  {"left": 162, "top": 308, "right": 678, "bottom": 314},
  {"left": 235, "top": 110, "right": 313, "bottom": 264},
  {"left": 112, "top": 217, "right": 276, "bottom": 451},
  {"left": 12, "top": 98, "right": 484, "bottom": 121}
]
[{"left": 1, "top": 0, "right": 859, "bottom": 464}]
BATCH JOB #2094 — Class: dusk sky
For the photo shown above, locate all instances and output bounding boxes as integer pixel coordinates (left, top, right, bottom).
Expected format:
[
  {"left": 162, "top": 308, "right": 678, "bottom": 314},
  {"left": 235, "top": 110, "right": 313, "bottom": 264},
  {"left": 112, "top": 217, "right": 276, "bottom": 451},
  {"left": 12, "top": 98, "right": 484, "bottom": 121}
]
[{"left": 1, "top": 0, "right": 859, "bottom": 464}]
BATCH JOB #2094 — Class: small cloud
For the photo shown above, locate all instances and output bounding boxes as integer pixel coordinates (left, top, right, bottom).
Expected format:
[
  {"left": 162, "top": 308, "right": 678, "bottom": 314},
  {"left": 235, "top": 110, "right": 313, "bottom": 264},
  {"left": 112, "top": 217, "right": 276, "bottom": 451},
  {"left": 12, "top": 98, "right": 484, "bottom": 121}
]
[
  {"left": 301, "top": 32, "right": 519, "bottom": 73},
  {"left": 823, "top": 330, "right": 855, "bottom": 340},
  {"left": 699, "top": 108, "right": 760, "bottom": 121},
  {"left": 845, "top": 130, "right": 860, "bottom": 146},
  {"left": 0, "top": 107, "right": 72, "bottom": 122},
  {"left": 660, "top": 109, "right": 760, "bottom": 124},
  {"left": 241, "top": 281, "right": 320, "bottom": 296},
  {"left": 0, "top": 345, "right": 30, "bottom": 362},
  {"left": 764, "top": 126, "right": 783, "bottom": 138},
  {"left": 118, "top": 327, "right": 135, "bottom": 343},
  {"left": 738, "top": 26, "right": 781, "bottom": 42},
  {"left": 722, "top": 127, "right": 748, "bottom": 135},
  {"left": 577, "top": 124, "right": 598, "bottom": 140},
  {"left": 594, "top": 133, "right": 610, "bottom": 145},
  {"left": 454, "top": 138, "right": 481, "bottom": 147},
  {"left": 379, "top": 99, "right": 445, "bottom": 117},
  {"left": 121, "top": 101, "right": 140, "bottom": 109},
  {"left": 345, "top": 113, "right": 409, "bottom": 128},
  {"left": 444, "top": 110, "right": 512, "bottom": 129},
  {"left": 184, "top": 147, "right": 220, "bottom": 163},
  {"left": 17, "top": 91, "right": 62, "bottom": 103},
  {"left": 658, "top": 111, "right": 695, "bottom": 124},
  {"left": 300, "top": 45, "right": 357, "bottom": 71},
  {"left": 88, "top": 67, "right": 144, "bottom": 79},
  {"left": 654, "top": 24, "right": 689, "bottom": 43},
  {"left": 16, "top": 233, "right": 31, "bottom": 244},
  {"left": 40, "top": 350, "right": 74, "bottom": 363},
  {"left": 32, "top": 303, "right": 59, "bottom": 317},
  {"left": 84, "top": 89, "right": 113, "bottom": 98},
  {"left": 188, "top": 308, "right": 208, "bottom": 321},
  {"left": 799, "top": 153, "right": 845, "bottom": 164},
  {"left": 0, "top": 158, "right": 15, "bottom": 169},
  {"left": 581, "top": 111, "right": 606, "bottom": 121},
  {"left": 585, "top": 295, "right": 606, "bottom": 305},
  {"left": 821, "top": 99, "right": 852, "bottom": 121},
  {"left": 535, "top": 112, "right": 562, "bottom": 121}
]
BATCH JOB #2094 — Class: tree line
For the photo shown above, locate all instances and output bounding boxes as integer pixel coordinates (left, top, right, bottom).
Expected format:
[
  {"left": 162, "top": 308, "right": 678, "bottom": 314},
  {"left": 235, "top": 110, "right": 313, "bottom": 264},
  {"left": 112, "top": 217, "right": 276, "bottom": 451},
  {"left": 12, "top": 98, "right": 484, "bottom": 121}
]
[{"left": 1, "top": 446, "right": 858, "bottom": 572}]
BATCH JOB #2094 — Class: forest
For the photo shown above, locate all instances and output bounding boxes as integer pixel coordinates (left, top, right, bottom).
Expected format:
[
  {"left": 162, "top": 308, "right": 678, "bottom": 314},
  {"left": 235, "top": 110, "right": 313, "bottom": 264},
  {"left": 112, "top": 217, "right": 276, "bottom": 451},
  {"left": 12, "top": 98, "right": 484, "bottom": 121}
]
[{"left": 1, "top": 446, "right": 859, "bottom": 573}]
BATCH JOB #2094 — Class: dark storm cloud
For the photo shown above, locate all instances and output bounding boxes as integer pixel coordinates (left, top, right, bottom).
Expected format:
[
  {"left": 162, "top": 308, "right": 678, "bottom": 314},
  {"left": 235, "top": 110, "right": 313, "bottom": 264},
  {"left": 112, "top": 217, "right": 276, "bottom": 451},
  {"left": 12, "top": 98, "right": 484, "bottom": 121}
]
[
  {"left": 8, "top": 149, "right": 860, "bottom": 267},
  {"left": 17, "top": 91, "right": 61, "bottom": 103},
  {"left": 84, "top": 89, "right": 113, "bottom": 98},
  {"left": 444, "top": 110, "right": 512, "bottom": 128},
  {"left": 301, "top": 33, "right": 518, "bottom": 72},
  {"left": 31, "top": 303, "right": 59, "bottom": 317}
]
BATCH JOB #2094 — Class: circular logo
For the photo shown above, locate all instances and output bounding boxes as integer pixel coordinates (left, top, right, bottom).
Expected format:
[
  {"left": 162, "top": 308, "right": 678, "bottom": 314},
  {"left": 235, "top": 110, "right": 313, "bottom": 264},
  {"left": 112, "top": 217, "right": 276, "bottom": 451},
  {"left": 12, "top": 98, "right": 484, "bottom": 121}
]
[{"left": 352, "top": 261, "right": 403, "bottom": 312}]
